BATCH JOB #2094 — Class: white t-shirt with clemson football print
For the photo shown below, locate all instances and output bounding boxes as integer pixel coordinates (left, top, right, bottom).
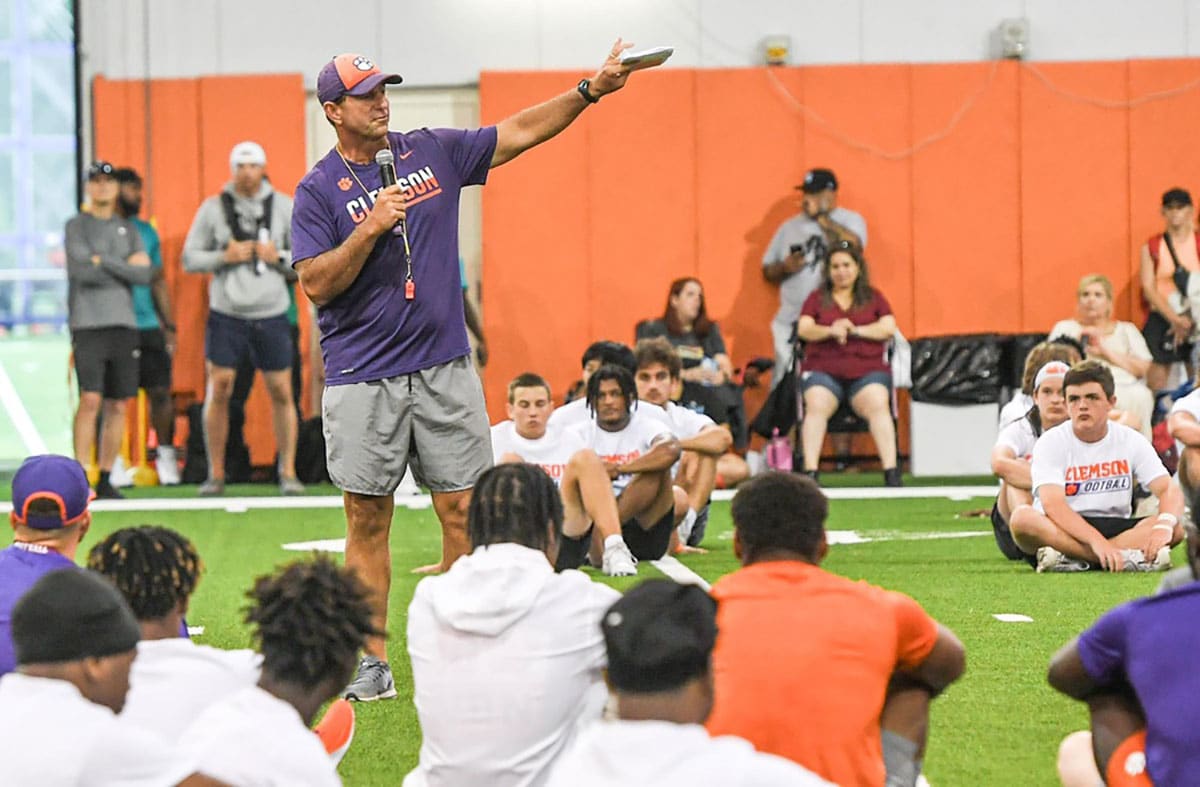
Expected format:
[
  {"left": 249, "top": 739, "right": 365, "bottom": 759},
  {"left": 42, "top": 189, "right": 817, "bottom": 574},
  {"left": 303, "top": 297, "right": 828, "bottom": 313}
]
[
  {"left": 490, "top": 421, "right": 588, "bottom": 489},
  {"left": 568, "top": 411, "right": 675, "bottom": 496},
  {"left": 1031, "top": 420, "right": 1167, "bottom": 518}
]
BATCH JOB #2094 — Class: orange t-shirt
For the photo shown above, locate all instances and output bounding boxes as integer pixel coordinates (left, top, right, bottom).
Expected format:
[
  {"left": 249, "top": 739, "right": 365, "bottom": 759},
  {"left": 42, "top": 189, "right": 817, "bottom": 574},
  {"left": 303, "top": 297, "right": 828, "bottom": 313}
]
[{"left": 707, "top": 561, "right": 939, "bottom": 787}]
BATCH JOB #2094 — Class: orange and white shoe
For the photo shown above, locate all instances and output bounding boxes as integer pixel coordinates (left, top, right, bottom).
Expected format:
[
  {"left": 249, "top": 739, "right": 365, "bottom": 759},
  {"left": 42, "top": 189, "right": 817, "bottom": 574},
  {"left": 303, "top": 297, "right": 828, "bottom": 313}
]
[{"left": 314, "top": 698, "right": 355, "bottom": 765}]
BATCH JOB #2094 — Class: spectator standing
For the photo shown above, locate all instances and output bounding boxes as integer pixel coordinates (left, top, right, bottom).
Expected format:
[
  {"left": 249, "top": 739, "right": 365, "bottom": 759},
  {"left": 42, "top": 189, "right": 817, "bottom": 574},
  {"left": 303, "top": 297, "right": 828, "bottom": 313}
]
[
  {"left": 64, "top": 161, "right": 152, "bottom": 498},
  {"left": 183, "top": 141, "right": 304, "bottom": 497},
  {"left": 113, "top": 166, "right": 180, "bottom": 485},
  {"left": 761, "top": 168, "right": 867, "bottom": 388},
  {"left": 1139, "top": 187, "right": 1200, "bottom": 391}
]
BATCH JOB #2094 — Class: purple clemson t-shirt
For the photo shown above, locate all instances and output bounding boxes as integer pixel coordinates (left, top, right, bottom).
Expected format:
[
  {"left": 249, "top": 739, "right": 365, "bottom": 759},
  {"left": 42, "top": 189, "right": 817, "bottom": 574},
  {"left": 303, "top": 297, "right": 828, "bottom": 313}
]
[
  {"left": 1077, "top": 581, "right": 1200, "bottom": 785},
  {"left": 292, "top": 127, "right": 497, "bottom": 385},
  {"left": 0, "top": 545, "right": 76, "bottom": 677}
]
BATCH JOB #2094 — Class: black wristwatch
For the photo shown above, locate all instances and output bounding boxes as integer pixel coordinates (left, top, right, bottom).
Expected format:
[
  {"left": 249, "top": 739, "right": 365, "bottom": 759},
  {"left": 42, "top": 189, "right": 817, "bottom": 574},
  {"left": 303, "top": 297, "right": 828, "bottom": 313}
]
[{"left": 577, "top": 79, "right": 600, "bottom": 105}]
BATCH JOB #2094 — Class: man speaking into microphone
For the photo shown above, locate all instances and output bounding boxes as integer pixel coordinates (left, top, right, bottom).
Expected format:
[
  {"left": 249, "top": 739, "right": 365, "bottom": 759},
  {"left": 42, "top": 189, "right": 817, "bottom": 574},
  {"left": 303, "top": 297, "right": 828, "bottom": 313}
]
[{"left": 291, "top": 42, "right": 642, "bottom": 701}]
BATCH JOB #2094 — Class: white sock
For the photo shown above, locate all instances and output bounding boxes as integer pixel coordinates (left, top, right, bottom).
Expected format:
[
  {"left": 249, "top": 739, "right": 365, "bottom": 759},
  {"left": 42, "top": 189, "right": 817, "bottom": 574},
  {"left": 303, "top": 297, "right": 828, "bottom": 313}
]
[
  {"left": 604, "top": 534, "right": 624, "bottom": 550},
  {"left": 158, "top": 446, "right": 176, "bottom": 461}
]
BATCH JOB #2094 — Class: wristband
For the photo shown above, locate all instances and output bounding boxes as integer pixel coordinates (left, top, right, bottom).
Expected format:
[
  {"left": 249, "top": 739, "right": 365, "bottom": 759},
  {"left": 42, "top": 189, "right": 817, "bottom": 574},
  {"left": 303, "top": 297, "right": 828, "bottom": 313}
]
[
  {"left": 1153, "top": 523, "right": 1175, "bottom": 535},
  {"left": 577, "top": 79, "right": 599, "bottom": 105},
  {"left": 1157, "top": 513, "right": 1179, "bottom": 527}
]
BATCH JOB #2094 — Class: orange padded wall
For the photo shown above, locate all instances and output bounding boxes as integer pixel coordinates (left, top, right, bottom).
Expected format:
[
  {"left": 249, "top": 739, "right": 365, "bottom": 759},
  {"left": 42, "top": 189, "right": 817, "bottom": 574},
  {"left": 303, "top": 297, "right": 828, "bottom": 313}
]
[{"left": 480, "top": 59, "right": 1200, "bottom": 424}]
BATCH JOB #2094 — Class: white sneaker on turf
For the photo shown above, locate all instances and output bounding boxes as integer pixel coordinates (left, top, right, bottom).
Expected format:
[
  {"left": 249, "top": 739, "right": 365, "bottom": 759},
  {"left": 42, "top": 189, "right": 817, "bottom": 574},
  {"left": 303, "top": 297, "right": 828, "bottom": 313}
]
[
  {"left": 343, "top": 656, "right": 397, "bottom": 702},
  {"left": 1036, "top": 546, "right": 1090, "bottom": 573},
  {"left": 109, "top": 455, "right": 133, "bottom": 488},
  {"left": 677, "top": 507, "right": 698, "bottom": 544},
  {"left": 602, "top": 540, "right": 638, "bottom": 577},
  {"left": 1153, "top": 546, "right": 1173, "bottom": 571},
  {"left": 1120, "top": 549, "right": 1154, "bottom": 572},
  {"left": 155, "top": 446, "right": 181, "bottom": 486}
]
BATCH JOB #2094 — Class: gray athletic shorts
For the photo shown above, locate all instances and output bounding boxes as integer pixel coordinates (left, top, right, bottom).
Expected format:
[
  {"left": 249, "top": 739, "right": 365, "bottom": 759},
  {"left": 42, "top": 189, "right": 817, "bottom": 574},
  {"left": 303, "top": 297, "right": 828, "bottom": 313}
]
[{"left": 322, "top": 356, "right": 493, "bottom": 496}]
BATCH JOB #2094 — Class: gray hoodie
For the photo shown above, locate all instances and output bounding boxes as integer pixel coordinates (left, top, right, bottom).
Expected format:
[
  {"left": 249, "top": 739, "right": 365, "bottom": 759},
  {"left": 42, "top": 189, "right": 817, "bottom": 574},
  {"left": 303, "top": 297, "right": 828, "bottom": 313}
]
[
  {"left": 182, "top": 180, "right": 296, "bottom": 320},
  {"left": 64, "top": 213, "right": 152, "bottom": 330}
]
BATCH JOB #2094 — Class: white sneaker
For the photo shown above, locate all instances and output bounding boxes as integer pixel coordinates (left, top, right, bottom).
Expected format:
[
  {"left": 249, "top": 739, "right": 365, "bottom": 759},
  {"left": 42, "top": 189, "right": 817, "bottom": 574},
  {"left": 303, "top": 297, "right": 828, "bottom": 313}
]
[
  {"left": 602, "top": 540, "right": 638, "bottom": 577},
  {"left": 155, "top": 446, "right": 180, "bottom": 486},
  {"left": 1036, "top": 546, "right": 1090, "bottom": 573},
  {"left": 1119, "top": 547, "right": 1173, "bottom": 573},
  {"left": 677, "top": 507, "right": 698, "bottom": 544},
  {"left": 109, "top": 455, "right": 133, "bottom": 488},
  {"left": 1153, "top": 546, "right": 1173, "bottom": 572},
  {"left": 394, "top": 468, "right": 421, "bottom": 499}
]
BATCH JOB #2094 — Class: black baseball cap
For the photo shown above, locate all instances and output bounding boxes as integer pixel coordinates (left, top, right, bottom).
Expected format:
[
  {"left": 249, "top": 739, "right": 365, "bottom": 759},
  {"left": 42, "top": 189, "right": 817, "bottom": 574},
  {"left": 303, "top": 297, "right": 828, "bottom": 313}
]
[
  {"left": 86, "top": 161, "right": 116, "bottom": 181},
  {"left": 1163, "top": 188, "right": 1193, "bottom": 208},
  {"left": 602, "top": 580, "right": 717, "bottom": 694},
  {"left": 798, "top": 168, "right": 838, "bottom": 193},
  {"left": 13, "top": 569, "right": 140, "bottom": 665}
]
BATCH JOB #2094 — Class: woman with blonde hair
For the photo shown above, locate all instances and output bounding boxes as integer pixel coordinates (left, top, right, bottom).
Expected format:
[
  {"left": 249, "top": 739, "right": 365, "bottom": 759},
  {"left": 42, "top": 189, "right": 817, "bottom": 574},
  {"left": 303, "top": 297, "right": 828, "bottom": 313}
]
[{"left": 1049, "top": 274, "right": 1155, "bottom": 437}]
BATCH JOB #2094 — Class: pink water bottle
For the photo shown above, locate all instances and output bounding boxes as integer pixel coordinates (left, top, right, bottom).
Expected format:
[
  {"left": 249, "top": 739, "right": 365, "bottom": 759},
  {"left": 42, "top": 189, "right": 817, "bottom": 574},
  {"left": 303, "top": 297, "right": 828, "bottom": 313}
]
[{"left": 766, "top": 428, "right": 792, "bottom": 472}]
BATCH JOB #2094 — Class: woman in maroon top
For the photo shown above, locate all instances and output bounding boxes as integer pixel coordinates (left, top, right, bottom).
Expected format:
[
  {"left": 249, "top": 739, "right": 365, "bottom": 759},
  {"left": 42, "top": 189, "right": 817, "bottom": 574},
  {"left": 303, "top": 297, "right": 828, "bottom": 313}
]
[{"left": 796, "top": 242, "right": 900, "bottom": 486}]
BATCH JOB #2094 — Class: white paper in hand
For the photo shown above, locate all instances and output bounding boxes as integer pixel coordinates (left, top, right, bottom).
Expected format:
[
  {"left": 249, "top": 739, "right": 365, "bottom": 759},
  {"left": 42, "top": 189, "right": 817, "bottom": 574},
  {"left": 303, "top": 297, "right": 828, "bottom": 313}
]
[{"left": 621, "top": 47, "right": 673, "bottom": 71}]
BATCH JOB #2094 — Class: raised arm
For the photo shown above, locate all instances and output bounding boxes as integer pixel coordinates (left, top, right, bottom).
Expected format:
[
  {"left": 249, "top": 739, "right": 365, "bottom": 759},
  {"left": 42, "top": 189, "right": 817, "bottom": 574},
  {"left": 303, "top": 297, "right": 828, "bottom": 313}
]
[{"left": 491, "top": 39, "right": 633, "bottom": 168}]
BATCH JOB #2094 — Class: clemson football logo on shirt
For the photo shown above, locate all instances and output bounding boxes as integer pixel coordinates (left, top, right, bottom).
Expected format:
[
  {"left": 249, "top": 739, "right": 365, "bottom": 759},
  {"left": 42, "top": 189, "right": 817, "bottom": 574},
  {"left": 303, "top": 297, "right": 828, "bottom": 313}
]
[
  {"left": 1065, "top": 483, "right": 1080, "bottom": 496},
  {"left": 353, "top": 56, "right": 374, "bottom": 71},
  {"left": 337, "top": 177, "right": 352, "bottom": 192}
]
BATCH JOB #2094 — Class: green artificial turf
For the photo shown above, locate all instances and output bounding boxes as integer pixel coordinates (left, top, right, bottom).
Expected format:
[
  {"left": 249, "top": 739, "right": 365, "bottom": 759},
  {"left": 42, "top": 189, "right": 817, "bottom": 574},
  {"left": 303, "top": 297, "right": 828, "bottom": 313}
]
[{"left": 2, "top": 488, "right": 1169, "bottom": 786}]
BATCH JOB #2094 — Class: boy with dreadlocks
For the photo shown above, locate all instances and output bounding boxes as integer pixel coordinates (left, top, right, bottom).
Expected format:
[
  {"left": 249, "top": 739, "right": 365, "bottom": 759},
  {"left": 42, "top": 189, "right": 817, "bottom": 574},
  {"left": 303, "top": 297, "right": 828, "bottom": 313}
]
[
  {"left": 87, "top": 526, "right": 261, "bottom": 742},
  {"left": 405, "top": 463, "right": 620, "bottom": 787},
  {"left": 567, "top": 364, "right": 685, "bottom": 561},
  {"left": 182, "top": 556, "right": 378, "bottom": 785}
]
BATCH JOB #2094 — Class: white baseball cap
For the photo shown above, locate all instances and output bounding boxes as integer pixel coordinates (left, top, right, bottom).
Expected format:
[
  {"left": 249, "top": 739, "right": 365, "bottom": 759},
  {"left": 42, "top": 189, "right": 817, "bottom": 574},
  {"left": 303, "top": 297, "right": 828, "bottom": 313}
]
[
  {"left": 1034, "top": 361, "right": 1071, "bottom": 390},
  {"left": 229, "top": 141, "right": 266, "bottom": 174}
]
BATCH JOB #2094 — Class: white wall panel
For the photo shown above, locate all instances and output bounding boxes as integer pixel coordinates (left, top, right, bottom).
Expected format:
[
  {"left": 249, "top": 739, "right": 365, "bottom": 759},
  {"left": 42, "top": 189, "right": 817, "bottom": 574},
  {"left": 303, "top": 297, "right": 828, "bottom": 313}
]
[
  {"left": 379, "top": 0, "right": 541, "bottom": 84},
  {"left": 1024, "top": 0, "right": 1187, "bottom": 61},
  {"left": 861, "top": 0, "right": 1024, "bottom": 63},
  {"left": 80, "top": 0, "right": 1200, "bottom": 87}
]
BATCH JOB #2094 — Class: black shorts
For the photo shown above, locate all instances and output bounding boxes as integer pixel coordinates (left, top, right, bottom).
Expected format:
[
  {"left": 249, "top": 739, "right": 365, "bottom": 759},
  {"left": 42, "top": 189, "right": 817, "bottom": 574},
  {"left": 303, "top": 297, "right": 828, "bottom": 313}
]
[
  {"left": 205, "top": 311, "right": 293, "bottom": 372},
  {"left": 1084, "top": 515, "right": 1142, "bottom": 539},
  {"left": 1143, "top": 312, "right": 1192, "bottom": 364},
  {"left": 72, "top": 327, "right": 139, "bottom": 399},
  {"left": 137, "top": 328, "right": 172, "bottom": 390},
  {"left": 555, "top": 525, "right": 594, "bottom": 572},
  {"left": 622, "top": 508, "right": 675, "bottom": 561}
]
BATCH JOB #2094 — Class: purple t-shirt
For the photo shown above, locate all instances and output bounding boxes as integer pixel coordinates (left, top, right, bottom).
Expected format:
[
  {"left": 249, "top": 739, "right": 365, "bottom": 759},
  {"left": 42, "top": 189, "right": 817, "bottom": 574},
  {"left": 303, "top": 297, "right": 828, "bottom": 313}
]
[
  {"left": 292, "top": 127, "right": 497, "bottom": 385},
  {"left": 1077, "top": 581, "right": 1200, "bottom": 785},
  {"left": 0, "top": 544, "right": 76, "bottom": 676}
]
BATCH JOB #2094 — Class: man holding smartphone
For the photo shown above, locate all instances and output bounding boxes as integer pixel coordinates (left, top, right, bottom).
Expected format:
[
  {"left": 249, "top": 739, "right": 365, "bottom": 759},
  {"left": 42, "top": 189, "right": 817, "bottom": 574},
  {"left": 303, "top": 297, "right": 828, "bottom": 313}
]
[{"left": 761, "top": 168, "right": 867, "bottom": 389}]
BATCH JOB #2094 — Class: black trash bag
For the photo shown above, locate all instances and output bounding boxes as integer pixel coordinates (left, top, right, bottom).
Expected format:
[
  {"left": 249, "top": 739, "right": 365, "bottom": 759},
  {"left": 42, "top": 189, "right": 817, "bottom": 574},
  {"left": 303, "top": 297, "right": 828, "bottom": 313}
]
[
  {"left": 910, "top": 334, "right": 1003, "bottom": 405},
  {"left": 750, "top": 367, "right": 798, "bottom": 439},
  {"left": 999, "top": 332, "right": 1049, "bottom": 392}
]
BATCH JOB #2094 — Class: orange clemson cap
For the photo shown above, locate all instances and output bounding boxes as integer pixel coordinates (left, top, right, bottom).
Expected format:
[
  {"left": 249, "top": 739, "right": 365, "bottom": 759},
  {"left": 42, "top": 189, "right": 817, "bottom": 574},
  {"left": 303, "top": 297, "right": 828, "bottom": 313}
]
[{"left": 317, "top": 54, "right": 402, "bottom": 104}]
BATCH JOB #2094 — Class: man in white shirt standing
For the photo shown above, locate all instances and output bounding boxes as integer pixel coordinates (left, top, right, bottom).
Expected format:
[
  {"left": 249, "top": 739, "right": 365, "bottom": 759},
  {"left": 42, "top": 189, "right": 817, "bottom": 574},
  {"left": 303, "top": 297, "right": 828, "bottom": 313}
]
[
  {"left": 183, "top": 556, "right": 379, "bottom": 785},
  {"left": 405, "top": 463, "right": 621, "bottom": 787},
  {"left": 0, "top": 569, "right": 216, "bottom": 786},
  {"left": 634, "top": 338, "right": 733, "bottom": 547},
  {"left": 1010, "top": 361, "right": 1184, "bottom": 573},
  {"left": 569, "top": 365, "right": 684, "bottom": 561},
  {"left": 546, "top": 579, "right": 831, "bottom": 787},
  {"left": 492, "top": 372, "right": 637, "bottom": 576},
  {"left": 86, "top": 526, "right": 261, "bottom": 742}
]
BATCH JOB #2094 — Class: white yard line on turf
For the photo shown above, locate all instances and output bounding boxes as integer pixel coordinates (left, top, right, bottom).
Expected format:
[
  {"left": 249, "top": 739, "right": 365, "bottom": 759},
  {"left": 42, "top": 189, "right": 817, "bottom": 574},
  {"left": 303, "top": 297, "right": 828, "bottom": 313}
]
[
  {"left": 0, "top": 357, "right": 47, "bottom": 455},
  {"left": 0, "top": 485, "right": 1000, "bottom": 517},
  {"left": 649, "top": 556, "right": 711, "bottom": 591}
]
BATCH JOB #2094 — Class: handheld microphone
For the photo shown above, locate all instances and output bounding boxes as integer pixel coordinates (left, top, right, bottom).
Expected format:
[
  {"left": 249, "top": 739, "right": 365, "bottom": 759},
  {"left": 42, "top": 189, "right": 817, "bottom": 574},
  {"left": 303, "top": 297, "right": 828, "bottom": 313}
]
[{"left": 375, "top": 148, "right": 405, "bottom": 236}]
